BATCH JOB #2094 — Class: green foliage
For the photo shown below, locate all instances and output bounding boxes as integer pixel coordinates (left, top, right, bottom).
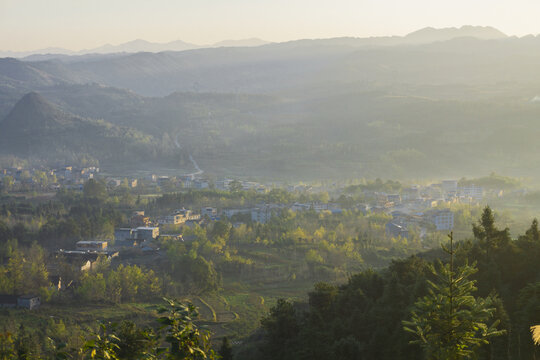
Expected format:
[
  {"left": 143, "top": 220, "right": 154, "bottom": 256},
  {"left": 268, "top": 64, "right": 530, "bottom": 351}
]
[
  {"left": 156, "top": 298, "right": 216, "bottom": 359},
  {"left": 0, "top": 332, "right": 15, "bottom": 360},
  {"left": 0, "top": 245, "right": 50, "bottom": 296},
  {"left": 403, "top": 235, "right": 504, "bottom": 359},
  {"left": 76, "top": 264, "right": 161, "bottom": 303},
  {"left": 83, "top": 322, "right": 120, "bottom": 360},
  {"left": 260, "top": 299, "right": 300, "bottom": 360},
  {"left": 458, "top": 173, "right": 520, "bottom": 191},
  {"left": 83, "top": 180, "right": 107, "bottom": 201},
  {"left": 77, "top": 300, "right": 217, "bottom": 359},
  {"left": 218, "top": 337, "right": 233, "bottom": 360}
]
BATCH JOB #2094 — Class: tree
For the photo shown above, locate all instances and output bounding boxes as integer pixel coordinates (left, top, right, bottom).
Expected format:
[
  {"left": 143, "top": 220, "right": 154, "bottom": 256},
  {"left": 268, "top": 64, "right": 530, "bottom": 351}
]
[
  {"left": 218, "top": 337, "right": 233, "bottom": 360},
  {"left": 524, "top": 219, "right": 540, "bottom": 242},
  {"left": 83, "top": 179, "right": 107, "bottom": 201},
  {"left": 229, "top": 180, "right": 243, "bottom": 193},
  {"left": 472, "top": 206, "right": 510, "bottom": 259},
  {"left": 81, "top": 300, "right": 216, "bottom": 359},
  {"left": 0, "top": 331, "right": 16, "bottom": 360},
  {"left": 83, "top": 322, "right": 120, "bottom": 360},
  {"left": 112, "top": 321, "right": 156, "bottom": 359},
  {"left": 1, "top": 176, "right": 14, "bottom": 193},
  {"left": 32, "top": 171, "right": 48, "bottom": 189},
  {"left": 156, "top": 299, "right": 217, "bottom": 359},
  {"left": 260, "top": 299, "right": 299, "bottom": 360},
  {"left": 403, "top": 233, "right": 505, "bottom": 360}
]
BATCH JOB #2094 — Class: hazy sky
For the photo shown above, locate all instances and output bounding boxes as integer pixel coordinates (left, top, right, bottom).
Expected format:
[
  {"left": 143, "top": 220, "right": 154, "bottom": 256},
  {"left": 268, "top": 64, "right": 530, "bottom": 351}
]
[{"left": 2, "top": 0, "right": 540, "bottom": 51}]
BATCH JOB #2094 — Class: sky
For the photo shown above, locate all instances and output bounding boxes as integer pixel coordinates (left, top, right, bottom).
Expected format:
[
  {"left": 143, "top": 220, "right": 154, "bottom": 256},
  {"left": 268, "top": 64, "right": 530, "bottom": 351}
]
[{"left": 2, "top": 0, "right": 540, "bottom": 52}]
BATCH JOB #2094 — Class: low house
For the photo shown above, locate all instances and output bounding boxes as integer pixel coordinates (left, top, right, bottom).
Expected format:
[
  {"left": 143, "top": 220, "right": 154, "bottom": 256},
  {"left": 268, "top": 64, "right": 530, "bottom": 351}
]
[
  {"left": 115, "top": 238, "right": 138, "bottom": 248},
  {"left": 0, "top": 294, "right": 17, "bottom": 308},
  {"left": 130, "top": 211, "right": 151, "bottom": 227},
  {"left": 57, "top": 250, "right": 118, "bottom": 272},
  {"left": 136, "top": 227, "right": 160, "bottom": 241},
  {"left": 115, "top": 228, "right": 136, "bottom": 242},
  {"left": 174, "top": 208, "right": 200, "bottom": 221},
  {"left": 158, "top": 214, "right": 186, "bottom": 225},
  {"left": 17, "top": 295, "right": 41, "bottom": 310},
  {"left": 107, "top": 179, "right": 122, "bottom": 187},
  {"left": 76, "top": 240, "right": 108, "bottom": 251},
  {"left": 387, "top": 194, "right": 402, "bottom": 205},
  {"left": 385, "top": 222, "right": 409, "bottom": 239},
  {"left": 0, "top": 294, "right": 40, "bottom": 310},
  {"left": 201, "top": 207, "right": 218, "bottom": 218},
  {"left": 222, "top": 208, "right": 251, "bottom": 218},
  {"left": 158, "top": 234, "right": 183, "bottom": 241}
]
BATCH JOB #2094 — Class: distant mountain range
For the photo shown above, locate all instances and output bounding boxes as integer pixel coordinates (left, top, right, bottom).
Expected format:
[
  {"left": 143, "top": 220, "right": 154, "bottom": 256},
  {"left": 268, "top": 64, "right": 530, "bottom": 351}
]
[
  {"left": 403, "top": 25, "right": 507, "bottom": 43},
  {"left": 0, "top": 25, "right": 508, "bottom": 59},
  {"left": 3, "top": 25, "right": 540, "bottom": 179},
  {"left": 0, "top": 38, "right": 272, "bottom": 59}
]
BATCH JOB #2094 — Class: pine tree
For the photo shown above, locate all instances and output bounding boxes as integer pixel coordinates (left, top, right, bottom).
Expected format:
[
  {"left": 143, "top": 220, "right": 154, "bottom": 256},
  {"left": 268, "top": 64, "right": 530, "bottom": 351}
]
[
  {"left": 403, "top": 232, "right": 505, "bottom": 360},
  {"left": 218, "top": 337, "right": 233, "bottom": 360}
]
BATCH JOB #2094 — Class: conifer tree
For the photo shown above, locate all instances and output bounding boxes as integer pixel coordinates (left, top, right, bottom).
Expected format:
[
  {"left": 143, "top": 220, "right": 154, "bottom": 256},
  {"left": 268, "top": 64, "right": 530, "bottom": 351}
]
[
  {"left": 218, "top": 337, "right": 233, "bottom": 360},
  {"left": 403, "top": 233, "right": 505, "bottom": 359}
]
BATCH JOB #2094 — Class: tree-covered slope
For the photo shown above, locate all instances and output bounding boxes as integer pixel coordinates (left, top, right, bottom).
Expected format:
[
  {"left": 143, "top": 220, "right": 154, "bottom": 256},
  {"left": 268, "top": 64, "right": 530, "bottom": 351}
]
[{"left": 0, "top": 92, "right": 175, "bottom": 167}]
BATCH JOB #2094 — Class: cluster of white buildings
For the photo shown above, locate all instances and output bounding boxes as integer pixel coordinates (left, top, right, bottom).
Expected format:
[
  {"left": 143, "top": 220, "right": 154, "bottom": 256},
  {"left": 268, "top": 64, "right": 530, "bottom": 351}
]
[{"left": 157, "top": 208, "right": 201, "bottom": 225}]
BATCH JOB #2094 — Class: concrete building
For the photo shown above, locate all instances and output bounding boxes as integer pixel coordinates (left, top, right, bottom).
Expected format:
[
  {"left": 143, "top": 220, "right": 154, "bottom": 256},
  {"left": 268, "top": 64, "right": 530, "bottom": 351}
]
[
  {"left": 76, "top": 240, "right": 108, "bottom": 251},
  {"left": 201, "top": 207, "right": 218, "bottom": 218},
  {"left": 222, "top": 208, "right": 251, "bottom": 218},
  {"left": 158, "top": 214, "right": 186, "bottom": 225},
  {"left": 402, "top": 187, "right": 420, "bottom": 201},
  {"left": 0, "top": 295, "right": 40, "bottom": 310},
  {"left": 442, "top": 180, "right": 458, "bottom": 196},
  {"left": 251, "top": 207, "right": 274, "bottom": 224},
  {"left": 426, "top": 209, "right": 454, "bottom": 231},
  {"left": 130, "top": 211, "right": 151, "bottom": 227},
  {"left": 459, "top": 185, "right": 483, "bottom": 201},
  {"left": 385, "top": 222, "right": 409, "bottom": 239},
  {"left": 17, "top": 295, "right": 41, "bottom": 310},
  {"left": 115, "top": 228, "right": 136, "bottom": 242},
  {"left": 387, "top": 194, "right": 402, "bottom": 205},
  {"left": 136, "top": 227, "right": 160, "bottom": 241}
]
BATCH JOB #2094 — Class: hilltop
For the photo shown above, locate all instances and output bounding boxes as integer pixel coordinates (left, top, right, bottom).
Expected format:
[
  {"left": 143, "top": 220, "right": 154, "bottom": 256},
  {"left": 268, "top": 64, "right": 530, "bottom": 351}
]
[{"left": 0, "top": 92, "right": 176, "bottom": 167}]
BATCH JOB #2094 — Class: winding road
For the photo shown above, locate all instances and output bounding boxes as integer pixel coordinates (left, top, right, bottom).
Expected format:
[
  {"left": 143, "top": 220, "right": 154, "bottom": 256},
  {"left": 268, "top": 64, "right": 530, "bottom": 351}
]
[{"left": 175, "top": 133, "right": 203, "bottom": 178}]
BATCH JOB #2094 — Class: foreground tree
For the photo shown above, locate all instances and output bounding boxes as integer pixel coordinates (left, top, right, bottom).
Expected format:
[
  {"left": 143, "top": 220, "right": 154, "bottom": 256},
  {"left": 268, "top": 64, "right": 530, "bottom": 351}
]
[
  {"left": 403, "top": 233, "right": 505, "bottom": 360},
  {"left": 81, "top": 299, "right": 216, "bottom": 359},
  {"left": 218, "top": 337, "right": 233, "bottom": 360}
]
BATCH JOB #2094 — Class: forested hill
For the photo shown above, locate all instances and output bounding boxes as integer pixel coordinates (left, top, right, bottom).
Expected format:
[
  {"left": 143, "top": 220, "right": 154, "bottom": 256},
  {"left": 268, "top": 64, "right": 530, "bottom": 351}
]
[
  {"left": 0, "top": 92, "right": 176, "bottom": 167},
  {"left": 238, "top": 207, "right": 540, "bottom": 360},
  {"left": 4, "top": 28, "right": 540, "bottom": 178}
]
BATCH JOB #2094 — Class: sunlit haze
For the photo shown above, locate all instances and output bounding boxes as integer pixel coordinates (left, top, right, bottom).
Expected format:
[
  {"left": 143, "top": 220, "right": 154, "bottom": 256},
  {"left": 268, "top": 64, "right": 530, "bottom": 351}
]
[{"left": 2, "top": 0, "right": 540, "bottom": 51}]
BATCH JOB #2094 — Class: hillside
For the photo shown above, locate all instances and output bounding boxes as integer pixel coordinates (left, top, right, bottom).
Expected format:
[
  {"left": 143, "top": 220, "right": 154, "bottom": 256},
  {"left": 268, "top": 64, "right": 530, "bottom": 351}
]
[
  {"left": 2, "top": 28, "right": 540, "bottom": 178},
  {"left": 0, "top": 92, "right": 176, "bottom": 167}
]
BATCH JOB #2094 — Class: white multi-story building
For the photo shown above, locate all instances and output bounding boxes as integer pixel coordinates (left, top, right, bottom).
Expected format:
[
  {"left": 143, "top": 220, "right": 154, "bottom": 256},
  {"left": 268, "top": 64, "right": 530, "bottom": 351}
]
[
  {"left": 222, "top": 208, "right": 251, "bottom": 218},
  {"left": 251, "top": 207, "right": 274, "bottom": 224},
  {"left": 442, "top": 180, "right": 458, "bottom": 196},
  {"left": 427, "top": 209, "right": 454, "bottom": 231},
  {"left": 459, "top": 185, "right": 483, "bottom": 201},
  {"left": 201, "top": 207, "right": 217, "bottom": 218},
  {"left": 158, "top": 214, "right": 186, "bottom": 225}
]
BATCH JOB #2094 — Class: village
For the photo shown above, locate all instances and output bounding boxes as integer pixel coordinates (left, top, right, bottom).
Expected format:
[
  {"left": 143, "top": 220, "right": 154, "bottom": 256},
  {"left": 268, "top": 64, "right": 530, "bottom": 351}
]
[{"left": 1, "top": 163, "right": 522, "bottom": 311}]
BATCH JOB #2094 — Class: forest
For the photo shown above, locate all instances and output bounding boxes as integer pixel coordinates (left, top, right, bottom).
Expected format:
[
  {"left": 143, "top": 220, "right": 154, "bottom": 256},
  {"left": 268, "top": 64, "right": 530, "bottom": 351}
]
[
  {"left": 0, "top": 178, "right": 538, "bottom": 358},
  {"left": 237, "top": 207, "right": 540, "bottom": 360}
]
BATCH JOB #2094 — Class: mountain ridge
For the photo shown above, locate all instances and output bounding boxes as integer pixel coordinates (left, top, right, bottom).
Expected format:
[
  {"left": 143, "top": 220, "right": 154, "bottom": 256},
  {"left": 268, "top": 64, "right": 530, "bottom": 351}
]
[
  {"left": 0, "top": 26, "right": 512, "bottom": 58},
  {"left": 0, "top": 92, "right": 174, "bottom": 167},
  {"left": 0, "top": 38, "right": 272, "bottom": 59}
]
